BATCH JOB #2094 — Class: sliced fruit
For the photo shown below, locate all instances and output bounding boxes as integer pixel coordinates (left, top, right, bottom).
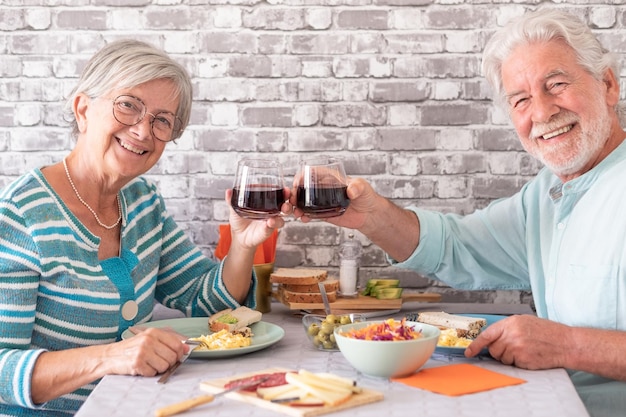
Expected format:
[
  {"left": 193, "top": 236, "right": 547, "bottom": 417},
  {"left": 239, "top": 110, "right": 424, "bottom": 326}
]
[{"left": 376, "top": 287, "right": 403, "bottom": 299}]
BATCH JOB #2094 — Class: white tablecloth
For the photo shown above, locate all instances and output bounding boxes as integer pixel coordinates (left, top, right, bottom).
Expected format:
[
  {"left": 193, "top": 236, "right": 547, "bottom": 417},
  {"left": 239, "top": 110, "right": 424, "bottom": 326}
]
[{"left": 75, "top": 302, "right": 590, "bottom": 417}]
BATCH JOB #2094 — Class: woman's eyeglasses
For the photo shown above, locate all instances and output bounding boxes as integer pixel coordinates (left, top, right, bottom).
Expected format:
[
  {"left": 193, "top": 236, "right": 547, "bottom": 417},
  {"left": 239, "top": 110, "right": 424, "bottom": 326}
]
[{"left": 111, "top": 95, "right": 182, "bottom": 142}]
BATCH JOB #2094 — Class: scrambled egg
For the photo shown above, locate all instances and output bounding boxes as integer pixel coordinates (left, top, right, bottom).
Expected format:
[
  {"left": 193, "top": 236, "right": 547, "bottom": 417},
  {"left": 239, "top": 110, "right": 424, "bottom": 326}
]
[
  {"left": 191, "top": 329, "right": 251, "bottom": 350},
  {"left": 437, "top": 328, "right": 473, "bottom": 348}
]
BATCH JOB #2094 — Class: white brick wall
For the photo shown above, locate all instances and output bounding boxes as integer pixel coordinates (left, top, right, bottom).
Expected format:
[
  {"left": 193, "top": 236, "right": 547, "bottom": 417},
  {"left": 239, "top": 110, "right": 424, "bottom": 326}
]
[{"left": 2, "top": 1, "right": 624, "bottom": 305}]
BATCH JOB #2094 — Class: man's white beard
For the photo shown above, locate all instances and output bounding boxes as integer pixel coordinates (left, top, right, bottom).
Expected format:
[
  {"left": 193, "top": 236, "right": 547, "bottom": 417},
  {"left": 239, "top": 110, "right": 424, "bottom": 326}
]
[{"left": 527, "top": 99, "right": 611, "bottom": 178}]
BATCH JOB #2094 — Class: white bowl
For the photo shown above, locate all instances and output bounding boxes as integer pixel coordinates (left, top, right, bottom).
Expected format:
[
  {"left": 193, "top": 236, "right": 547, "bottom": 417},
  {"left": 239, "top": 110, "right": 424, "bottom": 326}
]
[{"left": 334, "top": 320, "right": 440, "bottom": 378}]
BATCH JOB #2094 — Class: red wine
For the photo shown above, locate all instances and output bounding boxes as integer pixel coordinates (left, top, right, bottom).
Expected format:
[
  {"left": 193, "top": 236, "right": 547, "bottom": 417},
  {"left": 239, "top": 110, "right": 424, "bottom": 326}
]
[
  {"left": 296, "top": 185, "right": 349, "bottom": 218},
  {"left": 231, "top": 185, "right": 285, "bottom": 219}
]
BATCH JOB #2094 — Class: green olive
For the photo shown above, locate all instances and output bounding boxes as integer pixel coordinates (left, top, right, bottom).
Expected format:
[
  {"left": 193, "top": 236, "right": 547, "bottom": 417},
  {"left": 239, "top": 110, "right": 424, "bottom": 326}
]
[
  {"left": 320, "top": 322, "right": 335, "bottom": 335},
  {"left": 307, "top": 323, "right": 320, "bottom": 336},
  {"left": 339, "top": 315, "right": 351, "bottom": 325},
  {"left": 322, "top": 340, "right": 335, "bottom": 349},
  {"left": 313, "top": 334, "right": 324, "bottom": 346}
]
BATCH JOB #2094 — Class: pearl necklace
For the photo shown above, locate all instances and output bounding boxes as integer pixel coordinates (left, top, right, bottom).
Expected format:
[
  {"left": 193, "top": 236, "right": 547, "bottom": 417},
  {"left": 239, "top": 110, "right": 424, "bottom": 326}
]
[{"left": 63, "top": 158, "right": 122, "bottom": 230}]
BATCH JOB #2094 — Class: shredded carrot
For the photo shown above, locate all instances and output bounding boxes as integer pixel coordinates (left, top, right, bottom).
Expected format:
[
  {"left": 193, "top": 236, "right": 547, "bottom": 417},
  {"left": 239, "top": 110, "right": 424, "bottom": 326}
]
[{"left": 340, "top": 318, "right": 423, "bottom": 341}]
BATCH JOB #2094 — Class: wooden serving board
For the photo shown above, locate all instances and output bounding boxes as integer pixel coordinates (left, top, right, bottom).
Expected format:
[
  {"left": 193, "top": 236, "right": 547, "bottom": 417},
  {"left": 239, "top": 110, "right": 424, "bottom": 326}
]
[
  {"left": 275, "top": 291, "right": 442, "bottom": 311},
  {"left": 200, "top": 367, "right": 384, "bottom": 417}
]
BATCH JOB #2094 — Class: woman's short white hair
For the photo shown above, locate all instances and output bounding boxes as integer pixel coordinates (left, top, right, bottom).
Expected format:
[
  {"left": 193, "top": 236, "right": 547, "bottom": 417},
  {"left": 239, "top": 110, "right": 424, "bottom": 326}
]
[
  {"left": 64, "top": 39, "right": 192, "bottom": 139},
  {"left": 482, "top": 9, "right": 621, "bottom": 109}
]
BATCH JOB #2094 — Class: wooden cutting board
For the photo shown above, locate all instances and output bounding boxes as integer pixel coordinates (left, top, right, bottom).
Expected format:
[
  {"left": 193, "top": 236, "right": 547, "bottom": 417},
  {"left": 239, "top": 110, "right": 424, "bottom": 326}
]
[
  {"left": 200, "top": 367, "right": 384, "bottom": 417},
  {"left": 275, "top": 291, "right": 442, "bottom": 311}
]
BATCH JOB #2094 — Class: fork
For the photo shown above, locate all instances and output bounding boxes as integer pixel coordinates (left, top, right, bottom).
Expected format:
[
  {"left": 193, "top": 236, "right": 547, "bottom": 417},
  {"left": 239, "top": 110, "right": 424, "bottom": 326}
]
[{"left": 157, "top": 339, "right": 201, "bottom": 384}]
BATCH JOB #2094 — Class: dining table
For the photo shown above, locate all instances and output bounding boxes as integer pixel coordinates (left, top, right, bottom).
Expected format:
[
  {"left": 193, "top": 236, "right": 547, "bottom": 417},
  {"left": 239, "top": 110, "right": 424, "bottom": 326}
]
[{"left": 75, "top": 300, "right": 590, "bottom": 417}]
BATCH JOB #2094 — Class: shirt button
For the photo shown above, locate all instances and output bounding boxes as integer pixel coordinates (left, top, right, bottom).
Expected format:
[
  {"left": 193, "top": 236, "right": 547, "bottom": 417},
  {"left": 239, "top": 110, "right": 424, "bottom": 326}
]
[
  {"left": 557, "top": 222, "right": 565, "bottom": 230},
  {"left": 121, "top": 300, "right": 138, "bottom": 321}
]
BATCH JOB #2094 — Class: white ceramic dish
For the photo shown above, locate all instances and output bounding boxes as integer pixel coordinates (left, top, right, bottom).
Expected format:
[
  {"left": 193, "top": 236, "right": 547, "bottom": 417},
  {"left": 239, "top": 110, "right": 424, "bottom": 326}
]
[
  {"left": 121, "top": 318, "right": 284, "bottom": 359},
  {"left": 334, "top": 320, "right": 440, "bottom": 378}
]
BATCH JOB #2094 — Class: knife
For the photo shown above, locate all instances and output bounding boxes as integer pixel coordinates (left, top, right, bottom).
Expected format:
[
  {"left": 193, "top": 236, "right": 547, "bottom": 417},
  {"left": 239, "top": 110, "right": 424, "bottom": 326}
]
[
  {"left": 154, "top": 377, "right": 268, "bottom": 417},
  {"left": 318, "top": 282, "right": 332, "bottom": 315}
]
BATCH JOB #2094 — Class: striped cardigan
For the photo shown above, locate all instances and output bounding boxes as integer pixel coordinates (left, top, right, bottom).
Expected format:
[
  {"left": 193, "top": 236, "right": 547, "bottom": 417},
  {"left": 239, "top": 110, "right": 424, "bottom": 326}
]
[{"left": 0, "top": 169, "right": 256, "bottom": 416}]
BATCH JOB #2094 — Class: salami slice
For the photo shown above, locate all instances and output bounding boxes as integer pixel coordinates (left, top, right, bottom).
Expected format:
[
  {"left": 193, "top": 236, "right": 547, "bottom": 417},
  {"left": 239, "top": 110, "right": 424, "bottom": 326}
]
[{"left": 224, "top": 372, "right": 288, "bottom": 392}]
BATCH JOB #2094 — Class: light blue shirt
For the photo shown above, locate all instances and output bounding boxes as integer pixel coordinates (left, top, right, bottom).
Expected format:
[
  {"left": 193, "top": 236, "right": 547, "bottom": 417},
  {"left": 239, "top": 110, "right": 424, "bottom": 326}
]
[{"left": 394, "top": 140, "right": 626, "bottom": 417}]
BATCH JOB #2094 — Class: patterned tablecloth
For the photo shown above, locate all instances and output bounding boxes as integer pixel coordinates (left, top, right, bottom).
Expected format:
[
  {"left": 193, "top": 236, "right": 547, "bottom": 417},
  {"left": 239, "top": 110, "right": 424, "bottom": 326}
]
[{"left": 75, "top": 302, "right": 590, "bottom": 417}]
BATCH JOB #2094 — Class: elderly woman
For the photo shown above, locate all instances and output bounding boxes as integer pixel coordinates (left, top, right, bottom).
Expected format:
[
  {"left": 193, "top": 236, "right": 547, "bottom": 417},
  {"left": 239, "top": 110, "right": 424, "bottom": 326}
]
[{"left": 0, "top": 39, "right": 289, "bottom": 416}]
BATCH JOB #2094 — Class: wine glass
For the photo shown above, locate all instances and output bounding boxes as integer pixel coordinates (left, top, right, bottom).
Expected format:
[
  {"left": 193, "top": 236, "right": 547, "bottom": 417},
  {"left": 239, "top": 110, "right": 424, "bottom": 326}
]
[
  {"left": 231, "top": 159, "right": 285, "bottom": 219},
  {"left": 294, "top": 156, "right": 350, "bottom": 219}
]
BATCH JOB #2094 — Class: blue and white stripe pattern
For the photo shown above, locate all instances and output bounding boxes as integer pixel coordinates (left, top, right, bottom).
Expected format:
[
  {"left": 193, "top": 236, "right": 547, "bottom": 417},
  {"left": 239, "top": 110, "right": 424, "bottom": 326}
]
[{"left": 0, "top": 169, "right": 256, "bottom": 416}]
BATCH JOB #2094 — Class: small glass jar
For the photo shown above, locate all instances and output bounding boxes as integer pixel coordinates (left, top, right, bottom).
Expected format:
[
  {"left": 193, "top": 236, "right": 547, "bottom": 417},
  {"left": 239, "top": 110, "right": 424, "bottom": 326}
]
[{"left": 339, "top": 233, "right": 361, "bottom": 297}]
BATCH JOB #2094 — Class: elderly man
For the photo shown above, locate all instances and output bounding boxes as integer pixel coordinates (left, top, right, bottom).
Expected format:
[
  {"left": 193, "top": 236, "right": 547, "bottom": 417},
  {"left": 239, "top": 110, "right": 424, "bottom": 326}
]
[{"left": 294, "top": 9, "right": 626, "bottom": 417}]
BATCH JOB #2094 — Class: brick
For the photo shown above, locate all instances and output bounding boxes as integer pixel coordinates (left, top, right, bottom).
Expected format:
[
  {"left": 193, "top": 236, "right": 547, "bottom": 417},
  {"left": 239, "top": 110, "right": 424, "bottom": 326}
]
[
  {"left": 390, "top": 153, "right": 420, "bottom": 176},
  {"left": 0, "top": 56, "right": 21, "bottom": 77},
  {"left": 346, "top": 129, "right": 377, "bottom": 151},
  {"left": 388, "top": 104, "right": 418, "bottom": 126},
  {"left": 190, "top": 176, "right": 234, "bottom": 200},
  {"left": 488, "top": 152, "right": 523, "bottom": 175},
  {"left": 321, "top": 104, "right": 386, "bottom": 128},
  {"left": 294, "top": 104, "right": 320, "bottom": 126},
  {"left": 244, "top": 8, "right": 305, "bottom": 30},
  {"left": 333, "top": 57, "right": 392, "bottom": 78},
  {"left": 214, "top": 7, "right": 243, "bottom": 28},
  {"left": 16, "top": 103, "right": 41, "bottom": 126},
  {"left": 57, "top": 10, "right": 107, "bottom": 30},
  {"left": 257, "top": 131, "right": 287, "bottom": 153},
  {"left": 436, "top": 176, "right": 469, "bottom": 199},
  {"left": 194, "top": 79, "right": 254, "bottom": 101},
  {"left": 472, "top": 176, "right": 525, "bottom": 199},
  {"left": 144, "top": 8, "right": 209, "bottom": 30},
  {"left": 421, "top": 103, "right": 489, "bottom": 126},
  {"left": 0, "top": 106, "right": 14, "bottom": 127},
  {"left": 371, "top": 80, "right": 430, "bottom": 102},
  {"left": 341, "top": 81, "right": 368, "bottom": 101},
  {"left": 476, "top": 128, "right": 523, "bottom": 151},
  {"left": 0, "top": 8, "right": 24, "bottom": 31},
  {"left": 195, "top": 129, "right": 256, "bottom": 152},
  {"left": 385, "top": 33, "right": 445, "bottom": 54},
  {"left": 336, "top": 10, "right": 389, "bottom": 30},
  {"left": 345, "top": 153, "right": 387, "bottom": 175},
  {"left": 377, "top": 128, "right": 438, "bottom": 151},
  {"left": 287, "top": 129, "right": 344, "bottom": 152},
  {"left": 10, "top": 129, "right": 69, "bottom": 151},
  {"left": 425, "top": 6, "right": 493, "bottom": 30},
  {"left": 241, "top": 106, "right": 294, "bottom": 127},
  {"left": 290, "top": 34, "right": 349, "bottom": 54},
  {"left": 259, "top": 34, "right": 287, "bottom": 54},
  {"left": 305, "top": 8, "right": 332, "bottom": 30},
  {"left": 280, "top": 221, "right": 340, "bottom": 246},
  {"left": 433, "top": 80, "right": 461, "bottom": 100},
  {"left": 438, "top": 128, "right": 473, "bottom": 151},
  {"left": 421, "top": 153, "right": 486, "bottom": 175},
  {"left": 10, "top": 34, "right": 70, "bottom": 55},
  {"left": 108, "top": 9, "right": 142, "bottom": 30},
  {"left": 210, "top": 103, "right": 239, "bottom": 126},
  {"left": 23, "top": 57, "right": 53, "bottom": 77},
  {"left": 200, "top": 32, "right": 257, "bottom": 53}
]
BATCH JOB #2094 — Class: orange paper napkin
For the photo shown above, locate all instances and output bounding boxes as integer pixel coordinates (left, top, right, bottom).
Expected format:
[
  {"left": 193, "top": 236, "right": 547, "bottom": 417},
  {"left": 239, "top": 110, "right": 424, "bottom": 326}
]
[
  {"left": 214, "top": 224, "right": 278, "bottom": 264},
  {"left": 392, "top": 364, "right": 526, "bottom": 396}
]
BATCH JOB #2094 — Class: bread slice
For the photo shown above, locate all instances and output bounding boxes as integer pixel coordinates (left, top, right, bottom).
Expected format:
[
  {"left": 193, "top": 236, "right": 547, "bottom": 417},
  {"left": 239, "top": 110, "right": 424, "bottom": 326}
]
[
  {"left": 282, "top": 279, "right": 339, "bottom": 293},
  {"left": 277, "top": 287, "right": 337, "bottom": 304},
  {"left": 416, "top": 311, "right": 487, "bottom": 338},
  {"left": 209, "top": 306, "right": 262, "bottom": 333},
  {"left": 270, "top": 268, "right": 327, "bottom": 285}
]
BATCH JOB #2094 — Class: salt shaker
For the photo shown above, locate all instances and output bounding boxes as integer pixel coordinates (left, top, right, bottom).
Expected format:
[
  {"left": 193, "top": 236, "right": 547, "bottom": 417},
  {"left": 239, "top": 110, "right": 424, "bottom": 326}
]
[{"left": 339, "top": 233, "right": 361, "bottom": 297}]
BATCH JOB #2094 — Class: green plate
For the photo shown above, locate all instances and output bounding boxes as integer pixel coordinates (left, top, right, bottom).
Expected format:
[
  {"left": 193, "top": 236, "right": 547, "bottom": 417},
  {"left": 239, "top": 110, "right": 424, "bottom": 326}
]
[{"left": 121, "top": 318, "right": 285, "bottom": 359}]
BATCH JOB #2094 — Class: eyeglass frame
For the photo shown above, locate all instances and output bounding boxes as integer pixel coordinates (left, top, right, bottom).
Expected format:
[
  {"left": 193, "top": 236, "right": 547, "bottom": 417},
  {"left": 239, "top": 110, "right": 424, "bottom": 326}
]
[{"left": 110, "top": 94, "right": 183, "bottom": 142}]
